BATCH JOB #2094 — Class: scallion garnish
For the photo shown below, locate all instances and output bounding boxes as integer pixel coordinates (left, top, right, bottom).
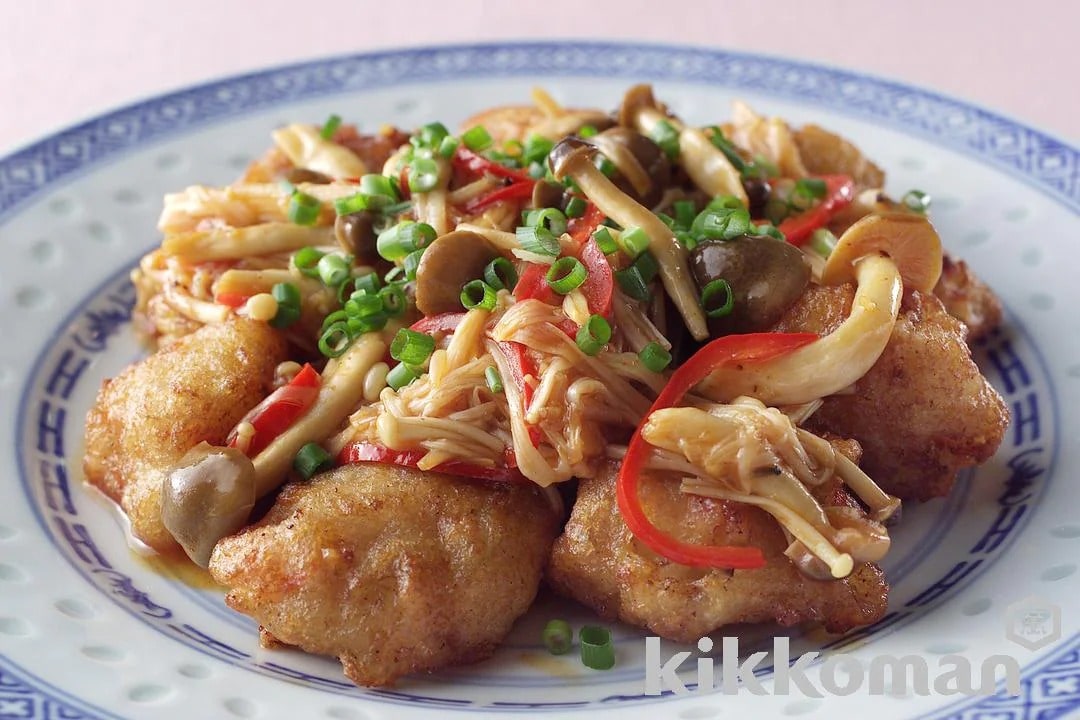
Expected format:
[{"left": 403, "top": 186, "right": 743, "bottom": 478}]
[
  {"left": 545, "top": 257, "right": 588, "bottom": 295},
  {"left": 377, "top": 221, "right": 436, "bottom": 261},
  {"left": 707, "top": 127, "right": 746, "bottom": 171},
  {"left": 756, "top": 223, "right": 786, "bottom": 242},
  {"left": 593, "top": 227, "right": 618, "bottom": 255},
  {"left": 649, "top": 119, "right": 680, "bottom": 160},
  {"left": 692, "top": 206, "right": 752, "bottom": 242},
  {"left": 403, "top": 249, "right": 424, "bottom": 281},
  {"left": 903, "top": 189, "right": 931, "bottom": 214},
  {"left": 390, "top": 328, "right": 435, "bottom": 366},
  {"left": 386, "top": 362, "right": 421, "bottom": 391},
  {"left": 673, "top": 200, "right": 696, "bottom": 231},
  {"left": 564, "top": 196, "right": 587, "bottom": 218},
  {"left": 614, "top": 265, "right": 649, "bottom": 301},
  {"left": 578, "top": 124, "right": 599, "bottom": 138},
  {"left": 526, "top": 207, "right": 569, "bottom": 237},
  {"left": 618, "top": 226, "right": 650, "bottom": 258},
  {"left": 319, "top": 114, "right": 342, "bottom": 140},
  {"left": 437, "top": 135, "right": 460, "bottom": 158},
  {"left": 462, "top": 125, "right": 493, "bottom": 152},
  {"left": 345, "top": 291, "right": 383, "bottom": 318},
  {"left": 483, "top": 257, "right": 518, "bottom": 291},
  {"left": 318, "top": 321, "right": 352, "bottom": 358},
  {"left": 595, "top": 155, "right": 616, "bottom": 177},
  {"left": 701, "top": 278, "right": 735, "bottom": 318},
  {"left": 293, "top": 442, "right": 332, "bottom": 480},
  {"left": 516, "top": 225, "right": 560, "bottom": 256},
  {"left": 809, "top": 228, "right": 838, "bottom": 258},
  {"left": 294, "top": 246, "right": 325, "bottom": 277},
  {"left": 333, "top": 193, "right": 368, "bottom": 215},
  {"left": 638, "top": 342, "right": 672, "bottom": 373},
  {"left": 353, "top": 272, "right": 381, "bottom": 295},
  {"left": 523, "top": 134, "right": 555, "bottom": 164},
  {"left": 408, "top": 157, "right": 440, "bottom": 193},
  {"left": 543, "top": 619, "right": 573, "bottom": 655},
  {"left": 378, "top": 284, "right": 407, "bottom": 317},
  {"left": 485, "top": 366, "right": 504, "bottom": 394},
  {"left": 415, "top": 122, "right": 449, "bottom": 149},
  {"left": 579, "top": 625, "right": 615, "bottom": 670},
  {"left": 288, "top": 190, "right": 322, "bottom": 226},
  {"left": 269, "top": 282, "right": 301, "bottom": 329},
  {"left": 317, "top": 254, "right": 351, "bottom": 287},
  {"left": 576, "top": 315, "right": 611, "bottom": 356},
  {"left": 460, "top": 279, "right": 498, "bottom": 311}
]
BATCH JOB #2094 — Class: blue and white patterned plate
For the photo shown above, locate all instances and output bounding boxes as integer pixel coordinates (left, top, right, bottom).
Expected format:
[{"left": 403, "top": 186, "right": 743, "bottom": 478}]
[{"left": 1, "top": 42, "right": 1077, "bottom": 720}]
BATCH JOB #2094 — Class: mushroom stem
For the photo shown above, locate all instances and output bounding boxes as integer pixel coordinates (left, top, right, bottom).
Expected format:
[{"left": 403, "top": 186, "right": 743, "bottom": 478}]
[
  {"left": 699, "top": 254, "right": 902, "bottom": 405},
  {"left": 251, "top": 333, "right": 386, "bottom": 498},
  {"left": 550, "top": 139, "right": 709, "bottom": 340}
]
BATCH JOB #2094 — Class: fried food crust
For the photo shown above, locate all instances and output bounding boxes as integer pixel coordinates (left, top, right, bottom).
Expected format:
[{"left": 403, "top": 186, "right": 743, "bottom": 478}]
[
  {"left": 83, "top": 318, "right": 285, "bottom": 551},
  {"left": 209, "top": 464, "right": 559, "bottom": 687},
  {"left": 933, "top": 253, "right": 1003, "bottom": 341},
  {"left": 775, "top": 284, "right": 1008, "bottom": 500},
  {"left": 548, "top": 463, "right": 887, "bottom": 642},
  {"left": 793, "top": 124, "right": 886, "bottom": 190}
]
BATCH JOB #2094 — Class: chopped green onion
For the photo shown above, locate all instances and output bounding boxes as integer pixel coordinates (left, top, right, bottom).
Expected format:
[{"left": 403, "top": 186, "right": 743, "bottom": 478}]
[
  {"left": 576, "top": 315, "right": 611, "bottom": 356},
  {"left": 345, "top": 291, "right": 383, "bottom": 318},
  {"left": 595, "top": 155, "right": 616, "bottom": 177},
  {"left": 614, "top": 265, "right": 649, "bottom": 301},
  {"left": 333, "top": 193, "right": 368, "bottom": 215},
  {"left": 460, "top": 279, "right": 498, "bottom": 311},
  {"left": 293, "top": 442, "right": 331, "bottom": 480},
  {"left": 526, "top": 207, "right": 568, "bottom": 237},
  {"left": 382, "top": 200, "right": 413, "bottom": 217},
  {"left": 649, "top": 119, "right": 680, "bottom": 160},
  {"left": 353, "top": 272, "right": 381, "bottom": 295},
  {"left": 578, "top": 124, "right": 598, "bottom": 138},
  {"left": 408, "top": 157, "right": 440, "bottom": 193},
  {"left": 347, "top": 311, "right": 387, "bottom": 335},
  {"left": 321, "top": 309, "right": 348, "bottom": 332},
  {"left": 593, "top": 227, "right": 618, "bottom": 254},
  {"left": 675, "top": 230, "right": 697, "bottom": 250},
  {"left": 462, "top": 125, "right": 493, "bottom": 151},
  {"left": 903, "top": 189, "right": 931, "bottom": 214},
  {"left": 415, "top": 122, "right": 449, "bottom": 149},
  {"left": 809, "top": 228, "right": 838, "bottom": 258},
  {"left": 692, "top": 207, "right": 752, "bottom": 241},
  {"left": 483, "top": 257, "right": 518, "bottom": 291},
  {"left": 318, "top": 321, "right": 352, "bottom": 358},
  {"left": 378, "top": 284, "right": 407, "bottom": 317},
  {"left": 579, "top": 625, "right": 615, "bottom": 670},
  {"left": 269, "top": 282, "right": 301, "bottom": 329},
  {"left": 756, "top": 223, "right": 786, "bottom": 242},
  {"left": 706, "top": 195, "right": 746, "bottom": 212},
  {"left": 358, "top": 174, "right": 399, "bottom": 205},
  {"left": 632, "top": 250, "right": 659, "bottom": 283},
  {"left": 656, "top": 212, "right": 676, "bottom": 230},
  {"left": 317, "top": 254, "right": 351, "bottom": 287},
  {"left": 386, "top": 362, "right": 421, "bottom": 391},
  {"left": 673, "top": 200, "right": 696, "bottom": 231},
  {"left": 377, "top": 221, "right": 435, "bottom": 261},
  {"left": 638, "top": 342, "right": 672, "bottom": 373},
  {"left": 707, "top": 127, "right": 746, "bottom": 171},
  {"left": 618, "top": 226, "right": 650, "bottom": 258},
  {"left": 294, "top": 246, "right": 325, "bottom": 277},
  {"left": 437, "top": 135, "right": 460, "bottom": 158},
  {"left": 791, "top": 178, "right": 828, "bottom": 210},
  {"left": 384, "top": 265, "right": 405, "bottom": 284},
  {"left": 748, "top": 155, "right": 779, "bottom": 179},
  {"left": 528, "top": 161, "right": 547, "bottom": 179},
  {"left": 701, "top": 278, "right": 735, "bottom": 318},
  {"left": 523, "top": 134, "right": 555, "bottom": 164},
  {"left": 543, "top": 619, "right": 573, "bottom": 655},
  {"left": 503, "top": 139, "right": 524, "bottom": 157},
  {"left": 390, "top": 328, "right": 435, "bottom": 366},
  {"left": 564, "top": 196, "right": 587, "bottom": 218},
  {"left": 484, "top": 366, "right": 503, "bottom": 394},
  {"left": 545, "top": 257, "right": 588, "bottom": 295},
  {"left": 320, "top": 114, "right": 342, "bottom": 140},
  {"left": 403, "top": 249, "right": 424, "bottom": 281},
  {"left": 764, "top": 197, "right": 790, "bottom": 225},
  {"left": 516, "top": 225, "right": 560, "bottom": 256},
  {"left": 288, "top": 191, "right": 322, "bottom": 226}
]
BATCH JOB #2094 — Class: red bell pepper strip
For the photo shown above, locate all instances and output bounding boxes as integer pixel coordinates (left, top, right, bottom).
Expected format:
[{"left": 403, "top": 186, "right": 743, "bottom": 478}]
[
  {"left": 339, "top": 441, "right": 527, "bottom": 483},
  {"left": 615, "top": 332, "right": 819, "bottom": 569},
  {"left": 214, "top": 292, "right": 249, "bottom": 309},
  {"left": 777, "top": 174, "right": 855, "bottom": 246},
  {"left": 227, "top": 363, "right": 322, "bottom": 457},
  {"left": 568, "top": 204, "right": 612, "bottom": 319},
  {"left": 513, "top": 262, "right": 559, "bottom": 306},
  {"left": 463, "top": 180, "right": 535, "bottom": 214},
  {"left": 453, "top": 147, "right": 534, "bottom": 182},
  {"left": 409, "top": 312, "right": 467, "bottom": 336},
  {"left": 496, "top": 340, "right": 543, "bottom": 447}
]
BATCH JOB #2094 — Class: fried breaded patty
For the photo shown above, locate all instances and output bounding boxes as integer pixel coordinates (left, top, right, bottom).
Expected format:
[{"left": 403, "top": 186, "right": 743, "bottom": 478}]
[
  {"left": 774, "top": 284, "right": 1008, "bottom": 500},
  {"left": 83, "top": 318, "right": 285, "bottom": 551},
  {"left": 209, "top": 464, "right": 559, "bottom": 687},
  {"left": 547, "top": 463, "right": 887, "bottom": 642},
  {"left": 933, "top": 254, "right": 1003, "bottom": 341}
]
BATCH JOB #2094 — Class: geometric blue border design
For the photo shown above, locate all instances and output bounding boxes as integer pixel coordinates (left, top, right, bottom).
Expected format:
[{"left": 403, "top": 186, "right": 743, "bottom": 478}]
[
  {"left": 0, "top": 42, "right": 1076, "bottom": 222},
  {"left": 2, "top": 41, "right": 1078, "bottom": 720}
]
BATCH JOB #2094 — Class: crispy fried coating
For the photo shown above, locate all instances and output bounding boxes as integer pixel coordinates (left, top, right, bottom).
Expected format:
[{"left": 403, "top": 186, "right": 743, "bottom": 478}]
[
  {"left": 794, "top": 124, "right": 886, "bottom": 190},
  {"left": 547, "top": 464, "right": 887, "bottom": 642},
  {"left": 774, "top": 284, "right": 1008, "bottom": 500},
  {"left": 933, "top": 253, "right": 1003, "bottom": 341},
  {"left": 83, "top": 318, "right": 285, "bottom": 551},
  {"left": 209, "top": 464, "right": 559, "bottom": 687}
]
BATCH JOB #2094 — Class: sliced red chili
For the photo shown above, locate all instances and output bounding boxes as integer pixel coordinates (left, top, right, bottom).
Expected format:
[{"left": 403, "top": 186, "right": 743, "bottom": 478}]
[
  {"left": 339, "top": 441, "right": 526, "bottom": 483},
  {"left": 463, "top": 180, "right": 535, "bottom": 214},
  {"left": 777, "top": 174, "right": 855, "bottom": 246},
  {"left": 615, "top": 332, "right": 819, "bottom": 569},
  {"left": 227, "top": 363, "right": 321, "bottom": 457}
]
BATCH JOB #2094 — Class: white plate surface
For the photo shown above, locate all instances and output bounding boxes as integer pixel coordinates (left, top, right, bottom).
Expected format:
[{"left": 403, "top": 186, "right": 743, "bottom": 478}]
[{"left": 0, "top": 42, "right": 1077, "bottom": 720}]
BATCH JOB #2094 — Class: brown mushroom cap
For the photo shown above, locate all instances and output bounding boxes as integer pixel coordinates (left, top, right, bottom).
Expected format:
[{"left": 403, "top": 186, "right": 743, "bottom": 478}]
[
  {"left": 821, "top": 211, "right": 942, "bottom": 293},
  {"left": 414, "top": 230, "right": 501, "bottom": 316},
  {"left": 591, "top": 127, "right": 671, "bottom": 208},
  {"left": 617, "top": 84, "right": 661, "bottom": 128}
]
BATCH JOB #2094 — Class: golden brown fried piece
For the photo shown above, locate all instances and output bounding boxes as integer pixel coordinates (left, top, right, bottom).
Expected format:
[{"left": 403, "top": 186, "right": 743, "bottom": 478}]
[
  {"left": 774, "top": 284, "right": 1008, "bottom": 500},
  {"left": 83, "top": 318, "right": 285, "bottom": 552},
  {"left": 793, "top": 124, "right": 886, "bottom": 190},
  {"left": 459, "top": 104, "right": 610, "bottom": 143},
  {"left": 548, "top": 463, "right": 887, "bottom": 642},
  {"left": 210, "top": 464, "right": 559, "bottom": 687},
  {"left": 933, "top": 253, "right": 1003, "bottom": 341}
]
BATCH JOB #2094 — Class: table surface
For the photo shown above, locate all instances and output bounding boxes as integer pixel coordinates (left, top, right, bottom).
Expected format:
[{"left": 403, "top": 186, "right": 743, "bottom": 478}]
[{"left": 1, "top": 0, "right": 1076, "bottom": 155}]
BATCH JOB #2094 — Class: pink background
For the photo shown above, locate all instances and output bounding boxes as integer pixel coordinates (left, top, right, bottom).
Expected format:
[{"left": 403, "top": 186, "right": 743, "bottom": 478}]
[{"left": 0, "top": 0, "right": 1076, "bottom": 154}]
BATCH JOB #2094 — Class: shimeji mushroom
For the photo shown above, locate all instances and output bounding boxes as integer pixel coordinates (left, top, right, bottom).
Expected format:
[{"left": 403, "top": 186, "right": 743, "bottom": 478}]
[
  {"left": 414, "top": 230, "right": 500, "bottom": 316},
  {"left": 548, "top": 137, "right": 709, "bottom": 341},
  {"left": 161, "top": 333, "right": 387, "bottom": 567},
  {"left": 618, "top": 85, "right": 748, "bottom": 205},
  {"left": 700, "top": 212, "right": 942, "bottom": 406}
]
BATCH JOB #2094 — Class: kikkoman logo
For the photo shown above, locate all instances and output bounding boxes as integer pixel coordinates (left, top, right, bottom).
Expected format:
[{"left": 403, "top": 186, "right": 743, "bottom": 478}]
[{"left": 645, "top": 596, "right": 1062, "bottom": 698}]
